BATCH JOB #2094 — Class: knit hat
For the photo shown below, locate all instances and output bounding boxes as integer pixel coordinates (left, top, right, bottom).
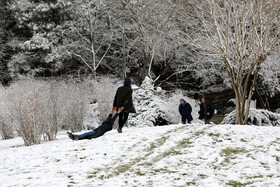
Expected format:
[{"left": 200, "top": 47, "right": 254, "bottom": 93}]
[{"left": 124, "top": 77, "right": 132, "bottom": 86}]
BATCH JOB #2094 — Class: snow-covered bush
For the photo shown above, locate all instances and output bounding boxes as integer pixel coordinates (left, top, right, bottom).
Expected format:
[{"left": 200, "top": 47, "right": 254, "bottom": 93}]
[
  {"left": 128, "top": 77, "right": 200, "bottom": 127},
  {"left": 0, "top": 79, "right": 94, "bottom": 145},
  {"left": 5, "top": 80, "right": 46, "bottom": 145},
  {"left": 62, "top": 81, "right": 92, "bottom": 132},
  {"left": 90, "top": 76, "right": 121, "bottom": 122},
  {"left": 164, "top": 90, "right": 201, "bottom": 124},
  {"left": 0, "top": 76, "right": 120, "bottom": 145},
  {"left": 83, "top": 102, "right": 100, "bottom": 130},
  {"left": 0, "top": 86, "right": 14, "bottom": 140},
  {"left": 222, "top": 109, "right": 280, "bottom": 126}
]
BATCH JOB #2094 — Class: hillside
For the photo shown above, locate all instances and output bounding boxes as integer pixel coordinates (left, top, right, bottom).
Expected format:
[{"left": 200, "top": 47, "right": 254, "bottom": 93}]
[{"left": 0, "top": 124, "right": 280, "bottom": 187}]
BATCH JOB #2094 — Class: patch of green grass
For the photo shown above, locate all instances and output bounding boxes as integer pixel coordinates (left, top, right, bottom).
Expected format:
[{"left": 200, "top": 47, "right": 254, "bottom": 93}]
[
  {"left": 87, "top": 175, "right": 94, "bottom": 179},
  {"left": 198, "top": 174, "right": 208, "bottom": 179},
  {"left": 221, "top": 147, "right": 248, "bottom": 156},
  {"left": 186, "top": 181, "right": 196, "bottom": 186},
  {"left": 226, "top": 180, "right": 253, "bottom": 186},
  {"left": 115, "top": 164, "right": 131, "bottom": 174},
  {"left": 240, "top": 138, "right": 247, "bottom": 142},
  {"left": 161, "top": 149, "right": 182, "bottom": 157},
  {"left": 178, "top": 138, "right": 192, "bottom": 148},
  {"left": 195, "top": 131, "right": 205, "bottom": 136},
  {"left": 88, "top": 168, "right": 103, "bottom": 175},
  {"left": 208, "top": 132, "right": 220, "bottom": 137},
  {"left": 99, "top": 175, "right": 105, "bottom": 180},
  {"left": 145, "top": 135, "right": 170, "bottom": 152},
  {"left": 260, "top": 162, "right": 270, "bottom": 169},
  {"left": 153, "top": 168, "right": 177, "bottom": 174},
  {"left": 247, "top": 175, "right": 264, "bottom": 179},
  {"left": 135, "top": 170, "right": 145, "bottom": 176},
  {"left": 138, "top": 162, "right": 153, "bottom": 166}
]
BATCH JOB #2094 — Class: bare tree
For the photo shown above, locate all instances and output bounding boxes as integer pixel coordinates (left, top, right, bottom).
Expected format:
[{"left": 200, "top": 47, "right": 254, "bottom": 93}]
[
  {"left": 69, "top": 0, "right": 113, "bottom": 78},
  {"left": 182, "top": 0, "right": 280, "bottom": 124},
  {"left": 115, "top": 0, "right": 182, "bottom": 85}
]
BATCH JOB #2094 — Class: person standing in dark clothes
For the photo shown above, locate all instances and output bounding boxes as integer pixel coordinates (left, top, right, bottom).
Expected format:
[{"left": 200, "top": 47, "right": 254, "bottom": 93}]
[
  {"left": 67, "top": 107, "right": 124, "bottom": 140},
  {"left": 179, "top": 99, "right": 193, "bottom": 124},
  {"left": 112, "top": 77, "right": 136, "bottom": 133},
  {"left": 198, "top": 96, "right": 215, "bottom": 124}
]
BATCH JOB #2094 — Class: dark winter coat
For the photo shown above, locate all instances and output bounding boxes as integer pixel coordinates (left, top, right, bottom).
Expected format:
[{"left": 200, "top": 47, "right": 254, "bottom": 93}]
[
  {"left": 113, "top": 83, "right": 136, "bottom": 113},
  {"left": 198, "top": 101, "right": 215, "bottom": 120},
  {"left": 179, "top": 99, "right": 193, "bottom": 122},
  {"left": 89, "top": 113, "right": 119, "bottom": 139}
]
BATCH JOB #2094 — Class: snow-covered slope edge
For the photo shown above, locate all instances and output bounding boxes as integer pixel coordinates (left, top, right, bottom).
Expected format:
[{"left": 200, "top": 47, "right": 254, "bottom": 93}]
[{"left": 0, "top": 124, "right": 279, "bottom": 187}]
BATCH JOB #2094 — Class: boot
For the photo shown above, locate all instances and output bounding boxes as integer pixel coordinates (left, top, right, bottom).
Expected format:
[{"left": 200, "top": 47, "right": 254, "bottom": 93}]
[
  {"left": 67, "top": 132, "right": 73, "bottom": 140},
  {"left": 67, "top": 132, "right": 79, "bottom": 140}
]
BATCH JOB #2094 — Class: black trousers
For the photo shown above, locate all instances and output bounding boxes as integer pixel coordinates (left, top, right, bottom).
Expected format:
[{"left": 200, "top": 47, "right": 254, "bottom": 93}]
[{"left": 118, "top": 111, "right": 129, "bottom": 130}]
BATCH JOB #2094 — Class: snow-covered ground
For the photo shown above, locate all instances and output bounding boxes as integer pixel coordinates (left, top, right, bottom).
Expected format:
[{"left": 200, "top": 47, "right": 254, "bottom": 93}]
[{"left": 1, "top": 124, "right": 280, "bottom": 187}]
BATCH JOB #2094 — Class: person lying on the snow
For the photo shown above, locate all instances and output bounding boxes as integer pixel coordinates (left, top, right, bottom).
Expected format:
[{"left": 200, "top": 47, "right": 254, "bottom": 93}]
[{"left": 67, "top": 107, "right": 124, "bottom": 140}]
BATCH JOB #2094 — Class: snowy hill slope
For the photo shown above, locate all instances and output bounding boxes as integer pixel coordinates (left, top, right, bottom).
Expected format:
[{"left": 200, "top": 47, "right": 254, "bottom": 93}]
[{"left": 0, "top": 124, "right": 280, "bottom": 187}]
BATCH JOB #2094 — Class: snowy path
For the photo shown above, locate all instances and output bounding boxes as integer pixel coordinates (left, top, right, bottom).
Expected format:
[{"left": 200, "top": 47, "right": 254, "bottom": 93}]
[{"left": 0, "top": 124, "right": 280, "bottom": 186}]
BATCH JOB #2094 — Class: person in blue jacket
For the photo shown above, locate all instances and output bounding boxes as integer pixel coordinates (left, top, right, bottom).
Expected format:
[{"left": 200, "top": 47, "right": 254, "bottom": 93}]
[
  {"left": 67, "top": 107, "right": 124, "bottom": 140},
  {"left": 179, "top": 99, "right": 193, "bottom": 124}
]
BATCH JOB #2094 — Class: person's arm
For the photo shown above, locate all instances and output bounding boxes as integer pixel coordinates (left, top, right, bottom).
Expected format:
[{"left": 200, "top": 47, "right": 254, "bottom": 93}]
[
  {"left": 111, "top": 107, "right": 115, "bottom": 115},
  {"left": 179, "top": 105, "right": 182, "bottom": 115},
  {"left": 111, "top": 107, "right": 124, "bottom": 122},
  {"left": 209, "top": 103, "right": 215, "bottom": 115},
  {"left": 188, "top": 104, "right": 192, "bottom": 113}
]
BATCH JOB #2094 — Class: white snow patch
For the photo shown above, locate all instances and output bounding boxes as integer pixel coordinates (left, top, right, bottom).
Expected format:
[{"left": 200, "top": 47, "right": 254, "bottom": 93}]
[{"left": 0, "top": 124, "right": 280, "bottom": 186}]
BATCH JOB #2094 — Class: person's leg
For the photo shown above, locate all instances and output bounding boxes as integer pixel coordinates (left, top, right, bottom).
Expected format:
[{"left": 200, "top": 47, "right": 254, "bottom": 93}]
[
  {"left": 181, "top": 116, "right": 186, "bottom": 124},
  {"left": 188, "top": 120, "right": 192, "bottom": 124},
  {"left": 118, "top": 112, "right": 129, "bottom": 132},
  {"left": 205, "top": 118, "right": 211, "bottom": 124},
  {"left": 78, "top": 130, "right": 95, "bottom": 140},
  {"left": 118, "top": 111, "right": 124, "bottom": 131}
]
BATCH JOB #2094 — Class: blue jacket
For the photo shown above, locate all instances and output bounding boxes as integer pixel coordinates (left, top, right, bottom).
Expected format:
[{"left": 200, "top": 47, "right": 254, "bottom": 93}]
[{"left": 179, "top": 99, "right": 193, "bottom": 121}]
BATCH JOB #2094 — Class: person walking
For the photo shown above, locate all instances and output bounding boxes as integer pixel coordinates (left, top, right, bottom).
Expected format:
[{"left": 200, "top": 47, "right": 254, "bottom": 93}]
[
  {"left": 67, "top": 107, "right": 124, "bottom": 140},
  {"left": 112, "top": 77, "right": 136, "bottom": 133},
  {"left": 179, "top": 99, "right": 193, "bottom": 124},
  {"left": 198, "top": 96, "right": 215, "bottom": 124}
]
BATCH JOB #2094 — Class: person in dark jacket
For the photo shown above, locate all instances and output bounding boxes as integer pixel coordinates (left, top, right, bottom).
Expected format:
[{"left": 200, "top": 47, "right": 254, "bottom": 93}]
[
  {"left": 179, "top": 99, "right": 193, "bottom": 124},
  {"left": 112, "top": 77, "right": 136, "bottom": 133},
  {"left": 198, "top": 96, "right": 215, "bottom": 124},
  {"left": 67, "top": 107, "right": 124, "bottom": 140}
]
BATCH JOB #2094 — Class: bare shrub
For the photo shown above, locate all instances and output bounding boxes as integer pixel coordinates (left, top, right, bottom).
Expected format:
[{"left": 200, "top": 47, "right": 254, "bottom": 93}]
[
  {"left": 0, "top": 86, "right": 14, "bottom": 140},
  {"left": 0, "top": 116, "right": 14, "bottom": 140},
  {"left": 5, "top": 80, "right": 45, "bottom": 145},
  {"left": 0, "top": 76, "right": 120, "bottom": 144},
  {"left": 38, "top": 81, "right": 66, "bottom": 141},
  {"left": 91, "top": 76, "right": 120, "bottom": 121},
  {"left": 62, "top": 80, "right": 93, "bottom": 132}
]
